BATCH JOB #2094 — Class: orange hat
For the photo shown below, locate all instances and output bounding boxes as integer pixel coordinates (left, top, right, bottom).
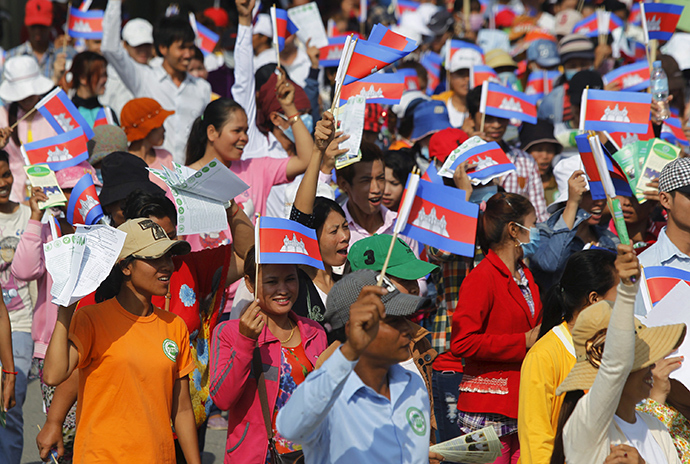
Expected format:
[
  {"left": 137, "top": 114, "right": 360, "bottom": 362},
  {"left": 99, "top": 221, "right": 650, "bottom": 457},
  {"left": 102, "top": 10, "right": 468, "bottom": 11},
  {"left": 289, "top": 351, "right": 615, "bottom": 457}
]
[{"left": 120, "top": 98, "right": 175, "bottom": 142}]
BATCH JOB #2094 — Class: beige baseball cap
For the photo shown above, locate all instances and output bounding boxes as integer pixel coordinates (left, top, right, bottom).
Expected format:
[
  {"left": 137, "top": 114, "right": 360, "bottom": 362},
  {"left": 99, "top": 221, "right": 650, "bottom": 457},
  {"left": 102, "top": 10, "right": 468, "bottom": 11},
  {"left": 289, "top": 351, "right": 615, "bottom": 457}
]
[{"left": 117, "top": 218, "right": 191, "bottom": 261}]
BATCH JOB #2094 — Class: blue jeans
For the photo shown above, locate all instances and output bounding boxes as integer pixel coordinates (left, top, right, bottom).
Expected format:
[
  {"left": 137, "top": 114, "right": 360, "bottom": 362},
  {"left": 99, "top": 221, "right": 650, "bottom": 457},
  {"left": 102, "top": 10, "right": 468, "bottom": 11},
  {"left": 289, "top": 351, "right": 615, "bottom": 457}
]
[
  {"left": 0, "top": 331, "right": 33, "bottom": 464},
  {"left": 431, "top": 369, "right": 464, "bottom": 443}
]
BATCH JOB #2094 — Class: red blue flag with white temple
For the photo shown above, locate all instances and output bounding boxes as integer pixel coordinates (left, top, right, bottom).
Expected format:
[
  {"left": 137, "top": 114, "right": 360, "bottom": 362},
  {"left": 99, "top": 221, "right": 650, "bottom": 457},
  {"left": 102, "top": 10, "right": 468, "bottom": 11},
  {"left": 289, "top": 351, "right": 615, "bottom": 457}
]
[
  {"left": 470, "top": 65, "right": 497, "bottom": 89},
  {"left": 575, "top": 133, "right": 633, "bottom": 200},
  {"left": 579, "top": 88, "right": 652, "bottom": 134},
  {"left": 662, "top": 116, "right": 690, "bottom": 147},
  {"left": 480, "top": 82, "right": 538, "bottom": 124},
  {"left": 339, "top": 73, "right": 405, "bottom": 105},
  {"left": 420, "top": 51, "right": 442, "bottom": 95},
  {"left": 190, "top": 14, "right": 219, "bottom": 56},
  {"left": 642, "top": 2, "right": 684, "bottom": 42},
  {"left": 573, "top": 12, "right": 623, "bottom": 37},
  {"left": 397, "top": 177, "right": 479, "bottom": 258},
  {"left": 446, "top": 142, "right": 516, "bottom": 184},
  {"left": 66, "top": 174, "right": 104, "bottom": 225},
  {"left": 67, "top": 7, "right": 103, "bottom": 40},
  {"left": 21, "top": 128, "right": 89, "bottom": 171},
  {"left": 525, "top": 70, "right": 561, "bottom": 100},
  {"left": 319, "top": 36, "right": 348, "bottom": 67},
  {"left": 257, "top": 217, "right": 324, "bottom": 270},
  {"left": 35, "top": 88, "right": 95, "bottom": 139},
  {"left": 272, "top": 7, "right": 298, "bottom": 52},
  {"left": 603, "top": 61, "right": 650, "bottom": 92},
  {"left": 344, "top": 39, "right": 410, "bottom": 85}
]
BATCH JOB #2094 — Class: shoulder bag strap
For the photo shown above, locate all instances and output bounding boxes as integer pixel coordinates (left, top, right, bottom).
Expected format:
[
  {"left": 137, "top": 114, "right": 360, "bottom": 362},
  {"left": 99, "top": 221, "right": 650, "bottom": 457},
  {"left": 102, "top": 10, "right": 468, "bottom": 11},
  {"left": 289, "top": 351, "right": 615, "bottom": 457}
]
[{"left": 252, "top": 346, "right": 274, "bottom": 440}]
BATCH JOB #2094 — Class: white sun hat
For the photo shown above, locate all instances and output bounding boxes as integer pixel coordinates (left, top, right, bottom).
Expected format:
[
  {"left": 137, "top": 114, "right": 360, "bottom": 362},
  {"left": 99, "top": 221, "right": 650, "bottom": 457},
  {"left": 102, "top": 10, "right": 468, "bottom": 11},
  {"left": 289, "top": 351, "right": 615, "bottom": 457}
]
[{"left": 0, "top": 56, "right": 54, "bottom": 103}]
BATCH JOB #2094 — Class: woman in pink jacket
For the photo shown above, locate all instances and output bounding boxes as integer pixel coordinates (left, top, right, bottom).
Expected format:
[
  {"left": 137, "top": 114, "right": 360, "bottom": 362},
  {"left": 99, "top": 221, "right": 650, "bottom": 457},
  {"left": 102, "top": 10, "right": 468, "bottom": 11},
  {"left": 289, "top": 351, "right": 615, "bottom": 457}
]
[{"left": 210, "top": 249, "right": 327, "bottom": 463}]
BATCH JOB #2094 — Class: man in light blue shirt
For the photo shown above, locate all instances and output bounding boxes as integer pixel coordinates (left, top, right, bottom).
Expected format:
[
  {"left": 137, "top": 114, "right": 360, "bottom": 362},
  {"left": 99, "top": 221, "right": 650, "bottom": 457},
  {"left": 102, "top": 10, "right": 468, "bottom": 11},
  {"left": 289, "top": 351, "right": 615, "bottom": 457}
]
[
  {"left": 637, "top": 158, "right": 690, "bottom": 315},
  {"left": 276, "top": 270, "right": 443, "bottom": 464}
]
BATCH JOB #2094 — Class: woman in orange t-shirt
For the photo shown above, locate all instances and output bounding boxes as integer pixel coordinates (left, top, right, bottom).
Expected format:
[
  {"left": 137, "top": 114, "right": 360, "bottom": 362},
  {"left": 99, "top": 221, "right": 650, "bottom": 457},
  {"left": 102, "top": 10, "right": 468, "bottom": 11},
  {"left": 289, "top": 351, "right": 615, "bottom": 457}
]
[{"left": 42, "top": 218, "right": 201, "bottom": 464}]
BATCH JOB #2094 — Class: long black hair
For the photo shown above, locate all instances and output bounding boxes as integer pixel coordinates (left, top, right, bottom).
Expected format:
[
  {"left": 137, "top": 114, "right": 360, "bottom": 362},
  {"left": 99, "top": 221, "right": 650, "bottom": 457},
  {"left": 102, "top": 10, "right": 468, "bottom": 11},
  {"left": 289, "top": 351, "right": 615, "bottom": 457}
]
[
  {"left": 538, "top": 249, "right": 617, "bottom": 339},
  {"left": 185, "top": 98, "right": 246, "bottom": 166},
  {"left": 313, "top": 197, "right": 346, "bottom": 235},
  {"left": 550, "top": 390, "right": 585, "bottom": 464},
  {"left": 477, "top": 192, "right": 534, "bottom": 255},
  {"left": 95, "top": 256, "right": 135, "bottom": 303}
]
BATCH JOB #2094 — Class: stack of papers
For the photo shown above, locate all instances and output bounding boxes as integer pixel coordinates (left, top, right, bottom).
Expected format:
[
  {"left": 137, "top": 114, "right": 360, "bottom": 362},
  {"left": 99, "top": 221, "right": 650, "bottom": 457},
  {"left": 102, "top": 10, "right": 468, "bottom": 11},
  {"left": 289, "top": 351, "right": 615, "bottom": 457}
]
[
  {"left": 430, "top": 426, "right": 502, "bottom": 464},
  {"left": 612, "top": 138, "right": 680, "bottom": 203},
  {"left": 149, "top": 160, "right": 249, "bottom": 236},
  {"left": 45, "top": 224, "right": 126, "bottom": 306},
  {"left": 334, "top": 96, "right": 366, "bottom": 170},
  {"left": 24, "top": 165, "right": 67, "bottom": 209}
]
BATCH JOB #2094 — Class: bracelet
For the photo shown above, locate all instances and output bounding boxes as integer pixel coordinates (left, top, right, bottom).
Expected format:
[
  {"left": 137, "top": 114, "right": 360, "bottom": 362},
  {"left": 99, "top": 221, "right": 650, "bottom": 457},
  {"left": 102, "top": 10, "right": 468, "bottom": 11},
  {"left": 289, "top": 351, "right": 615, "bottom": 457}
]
[
  {"left": 230, "top": 202, "right": 240, "bottom": 218},
  {"left": 286, "top": 114, "right": 300, "bottom": 125},
  {"left": 2, "top": 369, "right": 17, "bottom": 375}
]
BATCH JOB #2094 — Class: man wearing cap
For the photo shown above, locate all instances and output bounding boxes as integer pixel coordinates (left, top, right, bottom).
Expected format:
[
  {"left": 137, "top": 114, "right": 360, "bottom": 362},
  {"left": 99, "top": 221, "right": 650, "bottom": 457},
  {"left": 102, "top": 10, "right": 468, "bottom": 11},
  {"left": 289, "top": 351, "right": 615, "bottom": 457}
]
[
  {"left": 102, "top": 0, "right": 211, "bottom": 164},
  {"left": 252, "top": 14, "right": 277, "bottom": 70},
  {"left": 519, "top": 120, "right": 563, "bottom": 204},
  {"left": 526, "top": 39, "right": 560, "bottom": 73},
  {"left": 638, "top": 158, "right": 690, "bottom": 314},
  {"left": 432, "top": 47, "right": 482, "bottom": 131},
  {"left": 537, "top": 34, "right": 611, "bottom": 125},
  {"left": 276, "top": 270, "right": 443, "bottom": 464},
  {"left": 100, "top": 18, "right": 155, "bottom": 118},
  {"left": 6, "top": 0, "right": 76, "bottom": 82}
]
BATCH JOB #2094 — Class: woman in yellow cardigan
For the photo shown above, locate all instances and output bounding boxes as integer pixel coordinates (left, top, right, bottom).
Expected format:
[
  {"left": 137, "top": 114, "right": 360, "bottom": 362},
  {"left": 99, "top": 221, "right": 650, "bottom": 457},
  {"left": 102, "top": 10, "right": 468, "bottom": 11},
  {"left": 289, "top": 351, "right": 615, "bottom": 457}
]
[{"left": 518, "top": 249, "right": 618, "bottom": 464}]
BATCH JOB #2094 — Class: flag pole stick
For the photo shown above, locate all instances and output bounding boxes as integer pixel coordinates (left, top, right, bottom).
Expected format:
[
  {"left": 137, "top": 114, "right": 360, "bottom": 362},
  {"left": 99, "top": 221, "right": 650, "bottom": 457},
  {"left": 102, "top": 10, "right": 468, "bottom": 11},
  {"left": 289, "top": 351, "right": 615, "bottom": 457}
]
[
  {"left": 480, "top": 112, "right": 486, "bottom": 134},
  {"left": 254, "top": 216, "right": 260, "bottom": 299},
  {"left": 463, "top": 0, "right": 471, "bottom": 35},
  {"left": 10, "top": 107, "right": 37, "bottom": 130},
  {"left": 330, "top": 37, "right": 357, "bottom": 114},
  {"left": 376, "top": 165, "right": 420, "bottom": 287},
  {"left": 36, "top": 426, "right": 60, "bottom": 464},
  {"left": 62, "top": 2, "right": 72, "bottom": 55},
  {"left": 270, "top": 6, "right": 281, "bottom": 70}
]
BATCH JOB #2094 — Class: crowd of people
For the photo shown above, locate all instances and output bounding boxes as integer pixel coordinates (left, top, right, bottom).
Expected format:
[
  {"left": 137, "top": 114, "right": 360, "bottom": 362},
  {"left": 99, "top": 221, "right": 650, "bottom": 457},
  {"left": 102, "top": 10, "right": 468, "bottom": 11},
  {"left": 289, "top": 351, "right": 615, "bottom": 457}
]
[{"left": 0, "top": 0, "right": 688, "bottom": 463}]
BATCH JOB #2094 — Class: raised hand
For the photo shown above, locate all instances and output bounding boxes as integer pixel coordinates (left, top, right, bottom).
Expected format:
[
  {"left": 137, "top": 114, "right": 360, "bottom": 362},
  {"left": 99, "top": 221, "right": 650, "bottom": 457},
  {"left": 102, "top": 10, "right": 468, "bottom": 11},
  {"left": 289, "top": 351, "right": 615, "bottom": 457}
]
[
  {"left": 615, "top": 244, "right": 641, "bottom": 286},
  {"left": 341, "top": 286, "right": 388, "bottom": 361},
  {"left": 650, "top": 356, "right": 683, "bottom": 404},
  {"left": 29, "top": 187, "right": 49, "bottom": 222},
  {"left": 306, "top": 38, "right": 320, "bottom": 69},
  {"left": 239, "top": 300, "right": 267, "bottom": 340},
  {"left": 236, "top": 0, "right": 256, "bottom": 23},
  {"left": 275, "top": 69, "right": 296, "bottom": 112}
]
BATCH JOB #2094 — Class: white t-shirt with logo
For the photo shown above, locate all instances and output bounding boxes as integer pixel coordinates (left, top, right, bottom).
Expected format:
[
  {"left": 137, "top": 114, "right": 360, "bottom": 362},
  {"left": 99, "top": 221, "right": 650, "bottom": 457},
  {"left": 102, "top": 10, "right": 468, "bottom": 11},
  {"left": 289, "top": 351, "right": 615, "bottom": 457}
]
[
  {"left": 613, "top": 412, "right": 670, "bottom": 464},
  {"left": 0, "top": 204, "right": 33, "bottom": 333}
]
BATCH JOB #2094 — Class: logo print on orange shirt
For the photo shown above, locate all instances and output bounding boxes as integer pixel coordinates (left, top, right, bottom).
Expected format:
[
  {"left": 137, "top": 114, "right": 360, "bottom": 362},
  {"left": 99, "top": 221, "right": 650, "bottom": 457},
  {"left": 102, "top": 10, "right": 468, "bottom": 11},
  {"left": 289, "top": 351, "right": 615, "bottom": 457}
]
[{"left": 163, "top": 339, "right": 179, "bottom": 362}]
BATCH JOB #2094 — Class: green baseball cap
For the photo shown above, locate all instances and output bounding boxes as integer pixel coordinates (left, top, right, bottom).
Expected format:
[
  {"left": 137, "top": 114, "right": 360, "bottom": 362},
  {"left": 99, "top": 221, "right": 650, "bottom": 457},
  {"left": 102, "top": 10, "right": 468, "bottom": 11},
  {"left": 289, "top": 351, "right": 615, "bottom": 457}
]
[{"left": 348, "top": 234, "right": 438, "bottom": 280}]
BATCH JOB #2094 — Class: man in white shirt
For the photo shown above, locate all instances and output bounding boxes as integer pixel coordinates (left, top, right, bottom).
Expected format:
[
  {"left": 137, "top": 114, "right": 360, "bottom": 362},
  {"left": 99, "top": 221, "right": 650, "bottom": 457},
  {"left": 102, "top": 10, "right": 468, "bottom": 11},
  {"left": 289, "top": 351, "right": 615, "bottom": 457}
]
[
  {"left": 102, "top": 0, "right": 211, "bottom": 163},
  {"left": 100, "top": 18, "right": 155, "bottom": 118},
  {"left": 252, "top": 14, "right": 277, "bottom": 71}
]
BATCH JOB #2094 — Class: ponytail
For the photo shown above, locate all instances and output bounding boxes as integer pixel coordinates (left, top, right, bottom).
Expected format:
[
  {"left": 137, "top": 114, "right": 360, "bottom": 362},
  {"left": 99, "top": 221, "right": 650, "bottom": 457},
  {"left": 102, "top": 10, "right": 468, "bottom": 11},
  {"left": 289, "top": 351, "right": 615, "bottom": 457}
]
[
  {"left": 185, "top": 98, "right": 246, "bottom": 166},
  {"left": 538, "top": 249, "right": 617, "bottom": 339},
  {"left": 95, "top": 256, "right": 134, "bottom": 303}
]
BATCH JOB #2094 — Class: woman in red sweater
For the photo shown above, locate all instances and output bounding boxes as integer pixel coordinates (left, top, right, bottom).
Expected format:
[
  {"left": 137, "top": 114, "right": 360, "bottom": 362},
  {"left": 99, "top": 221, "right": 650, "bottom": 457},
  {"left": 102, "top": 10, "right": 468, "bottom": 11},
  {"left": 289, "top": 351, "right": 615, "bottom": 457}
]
[{"left": 451, "top": 192, "right": 542, "bottom": 464}]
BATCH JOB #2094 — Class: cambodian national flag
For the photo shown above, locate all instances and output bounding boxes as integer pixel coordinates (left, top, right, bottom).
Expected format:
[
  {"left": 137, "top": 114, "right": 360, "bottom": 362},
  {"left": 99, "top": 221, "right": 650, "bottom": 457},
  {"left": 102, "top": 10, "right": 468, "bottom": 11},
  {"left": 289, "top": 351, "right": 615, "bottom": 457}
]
[
  {"left": 343, "top": 39, "right": 409, "bottom": 85},
  {"left": 193, "top": 18, "right": 219, "bottom": 56},
  {"left": 642, "top": 2, "right": 684, "bottom": 42},
  {"left": 396, "top": 175, "right": 479, "bottom": 258},
  {"left": 21, "top": 128, "right": 89, "bottom": 172},
  {"left": 339, "top": 73, "right": 405, "bottom": 105},
  {"left": 446, "top": 142, "right": 516, "bottom": 184},
  {"left": 396, "top": 0, "right": 420, "bottom": 18},
  {"left": 470, "top": 65, "right": 497, "bottom": 89},
  {"left": 256, "top": 217, "right": 324, "bottom": 270},
  {"left": 93, "top": 107, "right": 115, "bottom": 128},
  {"left": 629, "top": 3, "right": 642, "bottom": 26},
  {"left": 67, "top": 7, "right": 103, "bottom": 40},
  {"left": 319, "top": 36, "right": 348, "bottom": 67},
  {"left": 272, "top": 7, "right": 298, "bottom": 52},
  {"left": 525, "top": 70, "right": 561, "bottom": 100},
  {"left": 398, "top": 68, "right": 421, "bottom": 91},
  {"left": 608, "top": 121, "right": 655, "bottom": 148},
  {"left": 580, "top": 88, "right": 652, "bottom": 134},
  {"left": 35, "top": 88, "right": 95, "bottom": 140},
  {"left": 420, "top": 51, "right": 442, "bottom": 95},
  {"left": 603, "top": 61, "right": 650, "bottom": 92},
  {"left": 480, "top": 82, "right": 537, "bottom": 124},
  {"left": 368, "top": 24, "right": 417, "bottom": 53},
  {"left": 573, "top": 12, "right": 623, "bottom": 37},
  {"left": 447, "top": 39, "right": 484, "bottom": 64},
  {"left": 66, "top": 174, "right": 104, "bottom": 226},
  {"left": 661, "top": 116, "right": 690, "bottom": 147},
  {"left": 643, "top": 266, "right": 690, "bottom": 306},
  {"left": 575, "top": 133, "right": 633, "bottom": 200}
]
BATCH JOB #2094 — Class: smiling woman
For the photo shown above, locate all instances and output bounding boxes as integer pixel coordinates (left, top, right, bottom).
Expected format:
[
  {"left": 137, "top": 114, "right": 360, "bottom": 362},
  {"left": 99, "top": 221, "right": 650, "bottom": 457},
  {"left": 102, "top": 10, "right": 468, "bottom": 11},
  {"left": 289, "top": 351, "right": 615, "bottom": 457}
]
[{"left": 42, "top": 218, "right": 202, "bottom": 464}]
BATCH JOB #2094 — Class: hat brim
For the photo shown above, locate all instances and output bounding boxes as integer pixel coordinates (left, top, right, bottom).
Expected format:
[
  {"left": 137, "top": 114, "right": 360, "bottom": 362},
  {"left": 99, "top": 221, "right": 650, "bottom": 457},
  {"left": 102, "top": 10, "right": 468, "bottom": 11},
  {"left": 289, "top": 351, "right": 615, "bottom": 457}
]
[
  {"left": 523, "top": 137, "right": 563, "bottom": 154},
  {"left": 0, "top": 76, "right": 54, "bottom": 103},
  {"left": 128, "top": 239, "right": 191, "bottom": 261},
  {"left": 557, "top": 323, "right": 686, "bottom": 395},
  {"left": 536, "top": 56, "right": 561, "bottom": 68},
  {"left": 382, "top": 291, "right": 433, "bottom": 318},
  {"left": 560, "top": 51, "right": 595, "bottom": 64},
  {"left": 124, "top": 109, "right": 175, "bottom": 142},
  {"left": 386, "top": 259, "right": 439, "bottom": 280}
]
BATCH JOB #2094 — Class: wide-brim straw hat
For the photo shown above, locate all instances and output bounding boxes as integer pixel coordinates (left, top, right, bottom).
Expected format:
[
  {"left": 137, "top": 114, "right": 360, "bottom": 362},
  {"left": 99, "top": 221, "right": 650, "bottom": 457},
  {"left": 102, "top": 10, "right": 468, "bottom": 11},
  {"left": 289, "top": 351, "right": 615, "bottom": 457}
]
[{"left": 557, "top": 300, "right": 686, "bottom": 395}]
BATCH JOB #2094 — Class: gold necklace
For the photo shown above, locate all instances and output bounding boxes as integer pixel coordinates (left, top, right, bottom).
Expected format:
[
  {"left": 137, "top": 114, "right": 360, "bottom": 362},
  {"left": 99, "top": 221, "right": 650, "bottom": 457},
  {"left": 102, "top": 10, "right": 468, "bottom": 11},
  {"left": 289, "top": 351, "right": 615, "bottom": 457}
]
[{"left": 279, "top": 320, "right": 296, "bottom": 344}]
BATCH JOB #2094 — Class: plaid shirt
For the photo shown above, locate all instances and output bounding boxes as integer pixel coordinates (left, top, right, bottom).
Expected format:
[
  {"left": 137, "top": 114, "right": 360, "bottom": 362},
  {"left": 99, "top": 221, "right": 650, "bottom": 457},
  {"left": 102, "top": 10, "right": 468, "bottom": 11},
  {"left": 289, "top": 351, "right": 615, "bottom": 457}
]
[
  {"left": 500, "top": 142, "right": 549, "bottom": 223},
  {"left": 426, "top": 247, "right": 475, "bottom": 353},
  {"left": 5, "top": 42, "right": 77, "bottom": 80},
  {"left": 457, "top": 410, "right": 518, "bottom": 438}
]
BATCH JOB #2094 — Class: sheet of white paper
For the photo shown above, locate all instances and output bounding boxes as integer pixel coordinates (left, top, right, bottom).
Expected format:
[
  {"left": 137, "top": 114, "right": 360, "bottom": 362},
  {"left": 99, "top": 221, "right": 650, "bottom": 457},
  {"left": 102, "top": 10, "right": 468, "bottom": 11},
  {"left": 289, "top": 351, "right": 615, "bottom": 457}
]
[
  {"left": 172, "top": 188, "right": 229, "bottom": 236},
  {"left": 335, "top": 96, "right": 366, "bottom": 169},
  {"left": 44, "top": 235, "right": 86, "bottom": 306},
  {"left": 72, "top": 225, "right": 127, "bottom": 301},
  {"left": 438, "top": 136, "right": 488, "bottom": 178},
  {"left": 288, "top": 2, "right": 329, "bottom": 48},
  {"left": 639, "top": 281, "right": 690, "bottom": 388},
  {"left": 179, "top": 160, "right": 249, "bottom": 203}
]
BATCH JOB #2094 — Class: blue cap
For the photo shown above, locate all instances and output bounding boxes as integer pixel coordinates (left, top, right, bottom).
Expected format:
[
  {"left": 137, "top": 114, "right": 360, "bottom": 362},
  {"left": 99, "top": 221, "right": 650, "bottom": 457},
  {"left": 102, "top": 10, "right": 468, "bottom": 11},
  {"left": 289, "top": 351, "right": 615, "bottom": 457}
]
[
  {"left": 527, "top": 40, "right": 560, "bottom": 68},
  {"left": 410, "top": 100, "right": 451, "bottom": 142}
]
